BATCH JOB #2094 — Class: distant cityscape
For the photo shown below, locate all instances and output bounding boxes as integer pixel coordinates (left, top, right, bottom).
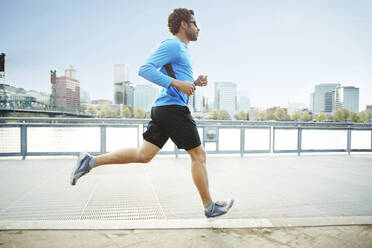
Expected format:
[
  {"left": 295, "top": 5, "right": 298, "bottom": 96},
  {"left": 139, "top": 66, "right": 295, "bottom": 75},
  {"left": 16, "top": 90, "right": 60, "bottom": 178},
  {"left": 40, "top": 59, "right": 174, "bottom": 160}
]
[{"left": 0, "top": 54, "right": 371, "bottom": 122}]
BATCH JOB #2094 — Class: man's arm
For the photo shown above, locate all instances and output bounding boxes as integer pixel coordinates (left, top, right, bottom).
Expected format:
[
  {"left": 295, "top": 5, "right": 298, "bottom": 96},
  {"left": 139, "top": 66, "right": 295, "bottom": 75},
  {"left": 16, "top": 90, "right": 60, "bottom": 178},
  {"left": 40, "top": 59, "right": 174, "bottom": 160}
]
[
  {"left": 138, "top": 40, "right": 195, "bottom": 96},
  {"left": 138, "top": 41, "right": 177, "bottom": 89}
]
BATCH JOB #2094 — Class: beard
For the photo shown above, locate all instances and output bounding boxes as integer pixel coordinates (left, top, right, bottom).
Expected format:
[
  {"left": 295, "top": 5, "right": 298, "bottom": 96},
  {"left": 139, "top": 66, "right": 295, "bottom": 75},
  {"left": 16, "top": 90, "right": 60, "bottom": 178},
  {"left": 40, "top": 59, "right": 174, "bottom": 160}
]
[{"left": 186, "top": 29, "right": 198, "bottom": 41}]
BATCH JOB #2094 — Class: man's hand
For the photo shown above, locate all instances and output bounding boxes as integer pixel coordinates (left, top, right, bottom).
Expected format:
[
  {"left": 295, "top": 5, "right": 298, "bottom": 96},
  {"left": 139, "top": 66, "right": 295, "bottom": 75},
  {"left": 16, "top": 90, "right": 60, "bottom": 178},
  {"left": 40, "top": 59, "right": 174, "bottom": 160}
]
[
  {"left": 194, "top": 75, "right": 208, "bottom": 86},
  {"left": 170, "top": 79, "right": 196, "bottom": 96}
]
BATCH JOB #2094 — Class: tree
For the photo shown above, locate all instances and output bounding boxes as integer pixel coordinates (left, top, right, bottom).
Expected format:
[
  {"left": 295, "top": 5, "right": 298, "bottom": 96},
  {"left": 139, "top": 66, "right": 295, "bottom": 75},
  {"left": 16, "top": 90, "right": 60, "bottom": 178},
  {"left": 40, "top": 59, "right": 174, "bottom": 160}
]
[
  {"left": 302, "top": 112, "right": 312, "bottom": 121},
  {"left": 334, "top": 108, "right": 346, "bottom": 122},
  {"left": 134, "top": 108, "right": 146, "bottom": 119},
  {"left": 274, "top": 108, "right": 289, "bottom": 121},
  {"left": 209, "top": 109, "right": 219, "bottom": 120},
  {"left": 359, "top": 110, "right": 371, "bottom": 123},
  {"left": 234, "top": 111, "right": 249, "bottom": 120},
  {"left": 349, "top": 111, "right": 359, "bottom": 122},
  {"left": 290, "top": 112, "right": 300, "bottom": 121},
  {"left": 99, "top": 105, "right": 117, "bottom": 118},
  {"left": 257, "top": 111, "right": 267, "bottom": 121},
  {"left": 88, "top": 106, "right": 96, "bottom": 116},
  {"left": 317, "top": 113, "right": 326, "bottom": 122},
  {"left": 80, "top": 104, "right": 87, "bottom": 113},
  {"left": 122, "top": 106, "right": 133, "bottom": 118},
  {"left": 218, "top": 109, "right": 231, "bottom": 120}
]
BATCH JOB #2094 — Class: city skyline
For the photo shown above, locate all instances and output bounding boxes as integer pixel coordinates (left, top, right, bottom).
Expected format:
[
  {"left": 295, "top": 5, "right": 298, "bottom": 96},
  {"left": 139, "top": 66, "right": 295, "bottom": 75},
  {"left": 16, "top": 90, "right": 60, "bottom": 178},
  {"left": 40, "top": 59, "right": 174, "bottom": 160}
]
[{"left": 2, "top": 0, "right": 371, "bottom": 110}]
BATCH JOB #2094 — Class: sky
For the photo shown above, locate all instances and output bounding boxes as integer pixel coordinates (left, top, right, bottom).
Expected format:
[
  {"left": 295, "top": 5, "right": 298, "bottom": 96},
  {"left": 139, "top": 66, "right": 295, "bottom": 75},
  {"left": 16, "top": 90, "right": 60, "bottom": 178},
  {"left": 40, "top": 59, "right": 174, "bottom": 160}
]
[{"left": 1, "top": 0, "right": 371, "bottom": 110}]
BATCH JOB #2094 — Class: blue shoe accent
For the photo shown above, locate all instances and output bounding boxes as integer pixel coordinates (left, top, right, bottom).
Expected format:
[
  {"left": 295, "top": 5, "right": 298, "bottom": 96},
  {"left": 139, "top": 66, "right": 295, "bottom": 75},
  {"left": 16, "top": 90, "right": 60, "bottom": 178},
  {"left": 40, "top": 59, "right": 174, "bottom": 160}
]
[
  {"left": 205, "top": 199, "right": 234, "bottom": 219},
  {"left": 70, "top": 152, "right": 92, "bottom": 186}
]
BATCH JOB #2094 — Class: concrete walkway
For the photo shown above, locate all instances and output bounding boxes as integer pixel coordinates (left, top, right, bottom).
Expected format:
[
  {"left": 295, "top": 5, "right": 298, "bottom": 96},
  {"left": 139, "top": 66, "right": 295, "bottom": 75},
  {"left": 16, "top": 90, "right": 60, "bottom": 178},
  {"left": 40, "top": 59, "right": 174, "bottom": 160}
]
[
  {"left": 0, "top": 154, "right": 371, "bottom": 247},
  {"left": 0, "top": 226, "right": 371, "bottom": 248}
]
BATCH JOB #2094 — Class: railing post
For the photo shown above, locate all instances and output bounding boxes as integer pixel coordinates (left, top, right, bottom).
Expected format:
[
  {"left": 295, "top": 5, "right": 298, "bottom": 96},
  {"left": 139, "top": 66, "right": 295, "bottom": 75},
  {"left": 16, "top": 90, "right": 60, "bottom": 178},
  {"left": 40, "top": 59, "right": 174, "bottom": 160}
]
[
  {"left": 100, "top": 126, "right": 106, "bottom": 154},
  {"left": 272, "top": 127, "right": 275, "bottom": 153},
  {"left": 297, "top": 127, "right": 302, "bottom": 156},
  {"left": 20, "top": 124, "right": 27, "bottom": 160},
  {"left": 216, "top": 127, "right": 219, "bottom": 152},
  {"left": 347, "top": 128, "right": 351, "bottom": 155},
  {"left": 240, "top": 127, "right": 245, "bottom": 157},
  {"left": 270, "top": 126, "right": 273, "bottom": 153}
]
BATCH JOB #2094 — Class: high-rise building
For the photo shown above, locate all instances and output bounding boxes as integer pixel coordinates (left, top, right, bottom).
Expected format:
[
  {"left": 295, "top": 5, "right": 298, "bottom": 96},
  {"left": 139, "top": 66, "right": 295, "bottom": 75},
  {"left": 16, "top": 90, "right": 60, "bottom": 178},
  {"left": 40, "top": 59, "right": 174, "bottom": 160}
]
[
  {"left": 114, "top": 64, "right": 129, "bottom": 83},
  {"left": 133, "top": 84, "right": 158, "bottom": 112},
  {"left": 50, "top": 66, "right": 80, "bottom": 111},
  {"left": 188, "top": 87, "right": 203, "bottom": 113},
  {"left": 238, "top": 95, "right": 251, "bottom": 111},
  {"left": 114, "top": 81, "right": 134, "bottom": 106},
  {"left": 313, "top": 83, "right": 340, "bottom": 113},
  {"left": 310, "top": 92, "right": 314, "bottom": 112},
  {"left": 324, "top": 91, "right": 335, "bottom": 113},
  {"left": 334, "top": 86, "right": 359, "bottom": 113},
  {"left": 80, "top": 88, "right": 91, "bottom": 104},
  {"left": 214, "top": 82, "right": 237, "bottom": 117},
  {"left": 367, "top": 105, "right": 372, "bottom": 111}
]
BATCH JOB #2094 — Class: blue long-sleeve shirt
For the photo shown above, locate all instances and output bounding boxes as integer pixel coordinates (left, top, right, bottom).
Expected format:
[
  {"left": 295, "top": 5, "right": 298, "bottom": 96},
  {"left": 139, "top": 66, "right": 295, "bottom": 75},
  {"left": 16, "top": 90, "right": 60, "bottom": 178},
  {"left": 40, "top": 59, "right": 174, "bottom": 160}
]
[{"left": 138, "top": 36, "right": 194, "bottom": 107}]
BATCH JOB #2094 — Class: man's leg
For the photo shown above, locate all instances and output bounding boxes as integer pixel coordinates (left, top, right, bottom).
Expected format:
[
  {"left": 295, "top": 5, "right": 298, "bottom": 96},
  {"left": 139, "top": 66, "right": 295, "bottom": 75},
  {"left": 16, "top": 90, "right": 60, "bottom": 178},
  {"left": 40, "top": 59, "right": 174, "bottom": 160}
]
[
  {"left": 71, "top": 141, "right": 160, "bottom": 185},
  {"left": 187, "top": 145, "right": 212, "bottom": 205},
  {"left": 187, "top": 144, "right": 234, "bottom": 218},
  {"left": 96, "top": 140, "right": 160, "bottom": 166}
]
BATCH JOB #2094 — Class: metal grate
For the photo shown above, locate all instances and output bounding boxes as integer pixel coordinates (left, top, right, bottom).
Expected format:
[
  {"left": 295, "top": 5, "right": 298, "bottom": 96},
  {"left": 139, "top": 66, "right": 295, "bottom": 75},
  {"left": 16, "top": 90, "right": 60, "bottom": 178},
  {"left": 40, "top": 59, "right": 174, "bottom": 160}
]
[{"left": 0, "top": 155, "right": 372, "bottom": 229}]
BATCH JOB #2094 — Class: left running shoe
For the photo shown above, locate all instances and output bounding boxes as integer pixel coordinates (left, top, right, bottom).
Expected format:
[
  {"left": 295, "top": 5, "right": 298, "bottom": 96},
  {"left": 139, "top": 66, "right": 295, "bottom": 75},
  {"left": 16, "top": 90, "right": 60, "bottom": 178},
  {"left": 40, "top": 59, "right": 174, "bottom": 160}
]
[{"left": 70, "top": 152, "right": 92, "bottom": 186}]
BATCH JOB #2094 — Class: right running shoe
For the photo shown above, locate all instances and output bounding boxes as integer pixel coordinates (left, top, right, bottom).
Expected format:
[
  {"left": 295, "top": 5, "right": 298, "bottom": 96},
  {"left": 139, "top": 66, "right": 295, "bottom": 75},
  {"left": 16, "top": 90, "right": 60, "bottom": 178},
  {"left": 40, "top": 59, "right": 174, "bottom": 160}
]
[
  {"left": 70, "top": 151, "right": 92, "bottom": 186},
  {"left": 205, "top": 199, "right": 235, "bottom": 219}
]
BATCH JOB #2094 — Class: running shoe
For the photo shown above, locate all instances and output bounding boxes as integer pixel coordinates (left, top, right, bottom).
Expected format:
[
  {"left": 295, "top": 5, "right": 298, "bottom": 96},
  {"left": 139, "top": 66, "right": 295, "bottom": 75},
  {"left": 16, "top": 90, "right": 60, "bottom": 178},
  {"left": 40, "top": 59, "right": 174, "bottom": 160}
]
[
  {"left": 205, "top": 199, "right": 235, "bottom": 219},
  {"left": 70, "top": 152, "right": 92, "bottom": 186}
]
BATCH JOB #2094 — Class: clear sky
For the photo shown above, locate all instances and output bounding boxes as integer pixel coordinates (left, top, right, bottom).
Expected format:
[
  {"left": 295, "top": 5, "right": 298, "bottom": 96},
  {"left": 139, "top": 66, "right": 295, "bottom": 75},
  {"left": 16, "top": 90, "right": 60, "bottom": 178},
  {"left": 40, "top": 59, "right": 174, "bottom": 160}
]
[{"left": 1, "top": 0, "right": 371, "bottom": 110}]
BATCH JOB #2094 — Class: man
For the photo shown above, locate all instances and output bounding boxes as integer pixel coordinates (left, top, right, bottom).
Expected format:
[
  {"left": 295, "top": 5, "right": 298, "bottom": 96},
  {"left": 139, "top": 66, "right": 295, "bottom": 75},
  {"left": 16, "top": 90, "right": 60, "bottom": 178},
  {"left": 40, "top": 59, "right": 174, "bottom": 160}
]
[{"left": 70, "top": 8, "right": 234, "bottom": 219}]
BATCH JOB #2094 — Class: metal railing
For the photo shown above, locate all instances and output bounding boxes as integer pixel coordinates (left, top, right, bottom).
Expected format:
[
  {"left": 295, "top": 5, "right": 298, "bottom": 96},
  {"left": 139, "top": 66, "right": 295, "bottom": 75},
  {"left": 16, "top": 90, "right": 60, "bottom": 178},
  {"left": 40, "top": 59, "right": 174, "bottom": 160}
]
[{"left": 0, "top": 118, "right": 371, "bottom": 159}]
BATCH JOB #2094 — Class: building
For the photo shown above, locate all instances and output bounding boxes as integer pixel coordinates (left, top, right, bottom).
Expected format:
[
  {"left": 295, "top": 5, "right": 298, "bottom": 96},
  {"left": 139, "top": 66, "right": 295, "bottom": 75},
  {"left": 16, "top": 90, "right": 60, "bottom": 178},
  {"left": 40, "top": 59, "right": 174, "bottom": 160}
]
[
  {"left": 249, "top": 107, "right": 260, "bottom": 120},
  {"left": 267, "top": 106, "right": 288, "bottom": 115},
  {"left": 1, "top": 83, "right": 50, "bottom": 109},
  {"left": 80, "top": 88, "right": 91, "bottom": 104},
  {"left": 334, "top": 86, "right": 359, "bottom": 113},
  {"left": 312, "top": 83, "right": 340, "bottom": 113},
  {"left": 27, "top": 90, "right": 50, "bottom": 106},
  {"left": 114, "top": 81, "right": 134, "bottom": 106},
  {"left": 214, "top": 82, "right": 237, "bottom": 117},
  {"left": 133, "top": 84, "right": 158, "bottom": 112},
  {"left": 324, "top": 91, "right": 334, "bottom": 113},
  {"left": 287, "top": 102, "right": 307, "bottom": 116},
  {"left": 367, "top": 105, "right": 372, "bottom": 111},
  {"left": 50, "top": 67, "right": 80, "bottom": 111},
  {"left": 238, "top": 95, "right": 251, "bottom": 112},
  {"left": 91, "top": 99, "right": 112, "bottom": 105},
  {"left": 188, "top": 87, "right": 203, "bottom": 113},
  {"left": 309, "top": 92, "right": 314, "bottom": 112}
]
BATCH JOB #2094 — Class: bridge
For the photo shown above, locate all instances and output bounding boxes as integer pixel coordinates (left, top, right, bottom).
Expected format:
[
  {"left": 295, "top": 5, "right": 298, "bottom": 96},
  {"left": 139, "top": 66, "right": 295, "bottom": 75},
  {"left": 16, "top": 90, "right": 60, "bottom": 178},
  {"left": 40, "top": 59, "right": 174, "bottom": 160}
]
[{"left": 0, "top": 108, "right": 93, "bottom": 118}]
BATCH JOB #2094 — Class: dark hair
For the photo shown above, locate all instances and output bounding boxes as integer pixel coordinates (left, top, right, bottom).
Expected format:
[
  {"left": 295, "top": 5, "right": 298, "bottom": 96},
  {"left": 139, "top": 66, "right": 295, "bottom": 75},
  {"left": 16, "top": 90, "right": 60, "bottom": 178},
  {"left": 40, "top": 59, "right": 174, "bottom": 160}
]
[{"left": 168, "top": 8, "right": 195, "bottom": 35}]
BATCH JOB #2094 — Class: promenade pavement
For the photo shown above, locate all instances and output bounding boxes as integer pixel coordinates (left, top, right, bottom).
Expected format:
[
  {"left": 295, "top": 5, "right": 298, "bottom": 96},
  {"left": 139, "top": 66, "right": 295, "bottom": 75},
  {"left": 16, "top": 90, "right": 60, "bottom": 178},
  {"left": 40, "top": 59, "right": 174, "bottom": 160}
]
[{"left": 0, "top": 154, "right": 371, "bottom": 247}]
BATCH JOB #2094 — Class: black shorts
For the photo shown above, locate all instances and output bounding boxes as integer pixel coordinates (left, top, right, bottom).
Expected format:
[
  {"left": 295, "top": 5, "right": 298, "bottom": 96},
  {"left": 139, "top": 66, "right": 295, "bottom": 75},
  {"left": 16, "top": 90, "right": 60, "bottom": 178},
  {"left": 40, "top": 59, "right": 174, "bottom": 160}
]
[{"left": 143, "top": 105, "right": 201, "bottom": 151}]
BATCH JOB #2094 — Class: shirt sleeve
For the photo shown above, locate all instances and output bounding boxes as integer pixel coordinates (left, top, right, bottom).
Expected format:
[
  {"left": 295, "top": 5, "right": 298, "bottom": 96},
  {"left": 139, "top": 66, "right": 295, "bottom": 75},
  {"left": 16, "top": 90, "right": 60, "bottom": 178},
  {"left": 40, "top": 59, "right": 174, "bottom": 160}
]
[{"left": 138, "top": 40, "right": 179, "bottom": 88}]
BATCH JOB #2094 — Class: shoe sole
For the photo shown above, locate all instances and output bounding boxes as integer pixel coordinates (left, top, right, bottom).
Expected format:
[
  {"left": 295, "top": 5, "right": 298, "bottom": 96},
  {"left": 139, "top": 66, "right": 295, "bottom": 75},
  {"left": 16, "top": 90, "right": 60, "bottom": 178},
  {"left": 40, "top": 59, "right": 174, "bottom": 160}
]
[
  {"left": 70, "top": 152, "right": 86, "bottom": 186},
  {"left": 206, "top": 199, "right": 235, "bottom": 221}
]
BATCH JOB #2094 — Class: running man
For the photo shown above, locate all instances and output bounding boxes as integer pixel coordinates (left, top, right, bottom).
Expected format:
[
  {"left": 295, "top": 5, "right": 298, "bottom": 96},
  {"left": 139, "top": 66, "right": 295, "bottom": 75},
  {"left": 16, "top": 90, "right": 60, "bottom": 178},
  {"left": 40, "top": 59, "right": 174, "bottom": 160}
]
[{"left": 71, "top": 8, "right": 234, "bottom": 219}]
